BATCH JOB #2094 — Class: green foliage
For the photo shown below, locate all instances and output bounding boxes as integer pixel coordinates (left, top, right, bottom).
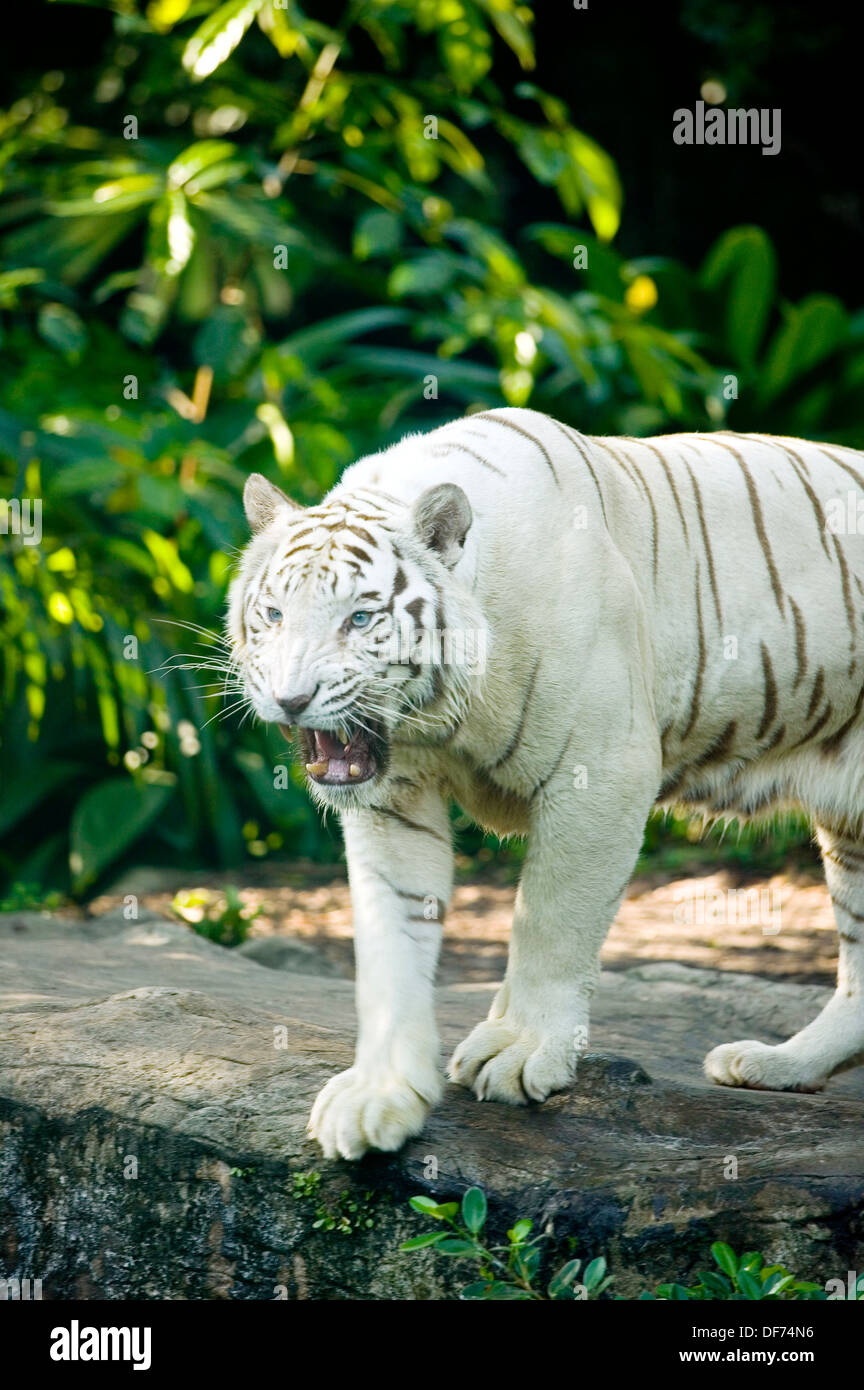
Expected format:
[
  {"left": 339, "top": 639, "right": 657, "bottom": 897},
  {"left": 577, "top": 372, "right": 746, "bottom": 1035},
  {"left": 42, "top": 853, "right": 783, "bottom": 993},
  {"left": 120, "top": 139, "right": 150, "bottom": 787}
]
[
  {"left": 401, "top": 1186, "right": 612, "bottom": 1300},
  {"left": 312, "top": 1188, "right": 380, "bottom": 1236},
  {"left": 0, "top": 880, "right": 64, "bottom": 912},
  {"left": 292, "top": 1169, "right": 322, "bottom": 1201},
  {"left": 643, "top": 1243, "right": 828, "bottom": 1302},
  {"left": 293, "top": 1168, "right": 381, "bottom": 1234},
  {"left": 402, "top": 1195, "right": 841, "bottom": 1301},
  {"left": 171, "top": 882, "right": 260, "bottom": 945},
  {"left": 1, "top": 1, "right": 862, "bottom": 892}
]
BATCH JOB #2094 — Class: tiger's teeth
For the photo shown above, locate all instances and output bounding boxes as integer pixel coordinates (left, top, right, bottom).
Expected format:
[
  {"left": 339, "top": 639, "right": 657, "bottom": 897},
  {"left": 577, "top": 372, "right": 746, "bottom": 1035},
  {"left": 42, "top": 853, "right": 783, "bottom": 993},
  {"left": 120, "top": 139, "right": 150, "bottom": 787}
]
[
  {"left": 337, "top": 726, "right": 348, "bottom": 744},
  {"left": 349, "top": 763, "right": 362, "bottom": 778},
  {"left": 306, "top": 760, "right": 329, "bottom": 776}
]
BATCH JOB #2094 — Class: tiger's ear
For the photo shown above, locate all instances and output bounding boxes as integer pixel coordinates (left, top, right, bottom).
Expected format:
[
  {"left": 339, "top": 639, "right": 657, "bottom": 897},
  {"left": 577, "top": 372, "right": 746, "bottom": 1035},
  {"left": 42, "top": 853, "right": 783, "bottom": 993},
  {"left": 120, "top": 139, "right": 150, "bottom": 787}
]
[
  {"left": 243, "top": 473, "right": 301, "bottom": 533},
  {"left": 411, "top": 483, "right": 472, "bottom": 568}
]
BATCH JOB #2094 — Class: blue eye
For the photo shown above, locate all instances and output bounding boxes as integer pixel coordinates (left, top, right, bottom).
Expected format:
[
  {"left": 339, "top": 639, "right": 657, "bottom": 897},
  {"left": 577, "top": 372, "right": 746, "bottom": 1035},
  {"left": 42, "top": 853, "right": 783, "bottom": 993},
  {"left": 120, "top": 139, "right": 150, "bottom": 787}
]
[
  {"left": 265, "top": 607, "right": 283, "bottom": 623},
  {"left": 351, "top": 610, "right": 372, "bottom": 629}
]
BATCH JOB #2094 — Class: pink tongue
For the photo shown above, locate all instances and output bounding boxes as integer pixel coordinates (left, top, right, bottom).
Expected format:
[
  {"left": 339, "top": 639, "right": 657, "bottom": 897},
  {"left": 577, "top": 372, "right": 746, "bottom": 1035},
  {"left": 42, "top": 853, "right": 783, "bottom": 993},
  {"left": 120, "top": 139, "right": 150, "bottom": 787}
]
[{"left": 316, "top": 729, "right": 346, "bottom": 758}]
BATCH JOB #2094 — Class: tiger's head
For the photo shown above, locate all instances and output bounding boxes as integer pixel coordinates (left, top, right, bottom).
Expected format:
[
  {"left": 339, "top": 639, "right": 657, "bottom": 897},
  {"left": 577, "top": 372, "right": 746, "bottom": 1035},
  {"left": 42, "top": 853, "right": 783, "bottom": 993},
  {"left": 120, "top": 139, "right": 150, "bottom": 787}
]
[{"left": 227, "top": 472, "right": 486, "bottom": 804}]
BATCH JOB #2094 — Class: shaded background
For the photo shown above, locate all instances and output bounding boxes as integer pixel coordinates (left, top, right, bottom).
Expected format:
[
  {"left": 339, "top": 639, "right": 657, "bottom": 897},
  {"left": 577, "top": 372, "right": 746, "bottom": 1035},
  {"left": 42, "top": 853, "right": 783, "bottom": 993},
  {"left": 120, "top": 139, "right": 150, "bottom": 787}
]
[{"left": 1, "top": 0, "right": 862, "bottom": 908}]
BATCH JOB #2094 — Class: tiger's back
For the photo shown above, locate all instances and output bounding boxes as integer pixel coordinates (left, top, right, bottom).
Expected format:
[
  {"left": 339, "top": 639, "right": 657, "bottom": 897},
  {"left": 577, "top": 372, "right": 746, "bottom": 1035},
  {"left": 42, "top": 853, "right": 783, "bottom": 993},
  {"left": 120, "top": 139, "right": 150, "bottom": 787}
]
[
  {"left": 338, "top": 412, "right": 864, "bottom": 831},
  {"left": 585, "top": 429, "right": 864, "bottom": 827}
]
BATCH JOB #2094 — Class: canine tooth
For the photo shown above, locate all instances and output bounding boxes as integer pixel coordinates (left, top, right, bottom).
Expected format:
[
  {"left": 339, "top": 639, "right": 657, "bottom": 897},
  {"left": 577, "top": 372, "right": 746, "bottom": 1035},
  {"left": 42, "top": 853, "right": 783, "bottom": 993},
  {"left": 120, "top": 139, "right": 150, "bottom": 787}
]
[
  {"left": 337, "top": 726, "right": 348, "bottom": 744},
  {"left": 306, "top": 760, "right": 329, "bottom": 776},
  {"left": 348, "top": 763, "right": 362, "bottom": 778}
]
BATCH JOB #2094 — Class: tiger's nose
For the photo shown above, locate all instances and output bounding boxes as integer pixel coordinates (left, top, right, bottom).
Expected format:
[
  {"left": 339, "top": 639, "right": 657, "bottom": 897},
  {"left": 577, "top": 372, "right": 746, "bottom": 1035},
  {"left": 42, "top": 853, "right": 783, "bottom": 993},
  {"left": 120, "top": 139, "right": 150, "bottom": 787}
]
[{"left": 277, "top": 687, "right": 318, "bottom": 719}]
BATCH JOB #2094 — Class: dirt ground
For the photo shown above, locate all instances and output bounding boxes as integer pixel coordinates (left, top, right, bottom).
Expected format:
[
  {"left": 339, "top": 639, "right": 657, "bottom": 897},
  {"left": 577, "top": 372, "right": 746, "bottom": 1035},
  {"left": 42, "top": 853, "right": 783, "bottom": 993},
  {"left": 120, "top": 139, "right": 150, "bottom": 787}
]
[{"left": 89, "top": 862, "right": 839, "bottom": 988}]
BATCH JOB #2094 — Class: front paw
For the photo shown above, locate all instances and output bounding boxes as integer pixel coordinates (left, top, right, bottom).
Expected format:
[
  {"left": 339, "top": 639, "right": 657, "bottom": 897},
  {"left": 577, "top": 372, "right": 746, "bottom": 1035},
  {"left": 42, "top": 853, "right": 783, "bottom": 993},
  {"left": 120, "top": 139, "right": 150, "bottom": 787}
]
[
  {"left": 448, "top": 1018, "right": 577, "bottom": 1104},
  {"left": 308, "top": 1066, "right": 442, "bottom": 1160},
  {"left": 703, "top": 1040, "right": 826, "bottom": 1093}
]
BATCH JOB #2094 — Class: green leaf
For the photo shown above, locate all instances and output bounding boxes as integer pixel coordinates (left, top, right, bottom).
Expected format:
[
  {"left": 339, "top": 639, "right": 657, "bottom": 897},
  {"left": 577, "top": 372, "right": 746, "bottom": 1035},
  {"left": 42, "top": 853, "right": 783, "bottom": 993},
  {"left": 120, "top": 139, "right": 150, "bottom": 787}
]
[
  {"left": 475, "top": 0, "right": 535, "bottom": 69},
  {"left": 193, "top": 305, "right": 260, "bottom": 380},
  {"left": 668, "top": 1284, "right": 694, "bottom": 1301},
  {"left": 47, "top": 174, "right": 162, "bottom": 218},
  {"left": 389, "top": 253, "right": 458, "bottom": 298},
  {"left": 711, "top": 1242, "right": 739, "bottom": 1279},
  {"left": 257, "top": 1, "right": 303, "bottom": 57},
  {"left": 508, "top": 1218, "right": 533, "bottom": 1243},
  {"left": 409, "top": 1196, "right": 442, "bottom": 1216},
  {"left": 759, "top": 295, "right": 848, "bottom": 403},
  {"left": 37, "top": 304, "right": 88, "bottom": 361},
  {"left": 48, "top": 459, "right": 126, "bottom": 499},
  {"left": 517, "top": 1245, "right": 541, "bottom": 1280},
  {"left": 408, "top": 1196, "right": 458, "bottom": 1220},
  {"left": 437, "top": 1237, "right": 477, "bottom": 1255},
  {"left": 582, "top": 1256, "right": 607, "bottom": 1291},
  {"left": 439, "top": 16, "right": 493, "bottom": 94},
  {"left": 761, "top": 1272, "right": 794, "bottom": 1297},
  {"left": 168, "top": 141, "right": 240, "bottom": 190},
  {"left": 548, "top": 1258, "right": 582, "bottom": 1299},
  {"left": 182, "top": 0, "right": 266, "bottom": 80},
  {"left": 0, "top": 268, "right": 45, "bottom": 308},
  {"left": 460, "top": 1280, "right": 496, "bottom": 1300},
  {"left": 739, "top": 1251, "right": 764, "bottom": 1272},
  {"left": 69, "top": 776, "right": 176, "bottom": 892},
  {"left": 701, "top": 226, "right": 777, "bottom": 369},
  {"left": 467, "top": 1281, "right": 534, "bottom": 1299},
  {"left": 698, "top": 1270, "right": 733, "bottom": 1297},
  {"left": 399, "top": 1232, "right": 447, "bottom": 1250},
  {"left": 737, "top": 1270, "right": 763, "bottom": 1300},
  {"left": 461, "top": 1187, "right": 487, "bottom": 1234},
  {"left": 517, "top": 128, "right": 570, "bottom": 186},
  {"left": 353, "top": 210, "right": 403, "bottom": 261},
  {"left": 277, "top": 308, "right": 410, "bottom": 364}
]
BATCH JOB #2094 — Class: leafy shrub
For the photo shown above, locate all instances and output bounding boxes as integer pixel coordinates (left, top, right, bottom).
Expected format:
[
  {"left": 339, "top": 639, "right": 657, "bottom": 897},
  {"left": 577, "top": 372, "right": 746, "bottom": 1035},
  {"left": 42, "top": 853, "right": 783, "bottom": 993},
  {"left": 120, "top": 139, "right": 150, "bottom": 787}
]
[
  {"left": 401, "top": 1187, "right": 612, "bottom": 1300},
  {"left": 1, "top": 2, "right": 862, "bottom": 893},
  {"left": 402, "top": 1190, "right": 845, "bottom": 1301},
  {"left": 171, "top": 883, "right": 261, "bottom": 946},
  {"left": 643, "top": 1243, "right": 827, "bottom": 1301}
]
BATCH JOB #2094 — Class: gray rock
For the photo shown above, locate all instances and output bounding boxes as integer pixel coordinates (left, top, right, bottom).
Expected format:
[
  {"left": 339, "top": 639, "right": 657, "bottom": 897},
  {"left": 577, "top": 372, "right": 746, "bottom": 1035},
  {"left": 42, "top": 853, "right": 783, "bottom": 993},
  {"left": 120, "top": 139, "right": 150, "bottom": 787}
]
[
  {"left": 0, "top": 912, "right": 861, "bottom": 1299},
  {"left": 236, "top": 935, "right": 344, "bottom": 977}
]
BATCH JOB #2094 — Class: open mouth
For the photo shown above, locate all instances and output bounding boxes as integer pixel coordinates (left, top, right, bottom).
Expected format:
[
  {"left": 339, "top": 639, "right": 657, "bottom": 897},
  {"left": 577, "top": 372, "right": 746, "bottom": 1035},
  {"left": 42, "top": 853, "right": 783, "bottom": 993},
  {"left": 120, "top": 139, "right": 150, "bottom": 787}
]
[{"left": 284, "top": 722, "right": 384, "bottom": 787}]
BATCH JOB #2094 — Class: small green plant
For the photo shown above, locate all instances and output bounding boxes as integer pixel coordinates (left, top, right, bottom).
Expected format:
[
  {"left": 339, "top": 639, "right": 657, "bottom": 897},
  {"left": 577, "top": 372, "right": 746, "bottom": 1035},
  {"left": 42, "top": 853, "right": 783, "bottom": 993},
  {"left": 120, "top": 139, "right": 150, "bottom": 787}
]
[
  {"left": 0, "top": 881, "right": 64, "bottom": 912},
  {"left": 228, "top": 1166, "right": 256, "bottom": 1180},
  {"left": 293, "top": 1170, "right": 323, "bottom": 1201},
  {"left": 642, "top": 1244, "right": 827, "bottom": 1301},
  {"left": 172, "top": 885, "right": 261, "bottom": 947},
  {"left": 293, "top": 1169, "right": 381, "bottom": 1235},
  {"left": 401, "top": 1187, "right": 612, "bottom": 1300},
  {"left": 313, "top": 1189, "right": 380, "bottom": 1236},
  {"left": 403, "top": 1191, "right": 838, "bottom": 1301}
]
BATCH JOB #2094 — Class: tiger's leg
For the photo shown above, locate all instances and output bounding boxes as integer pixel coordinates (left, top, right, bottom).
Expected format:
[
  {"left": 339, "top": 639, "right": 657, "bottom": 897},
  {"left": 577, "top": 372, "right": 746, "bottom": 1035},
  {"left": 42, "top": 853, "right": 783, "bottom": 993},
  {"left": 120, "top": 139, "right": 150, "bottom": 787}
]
[
  {"left": 705, "top": 822, "right": 864, "bottom": 1091},
  {"left": 308, "top": 783, "right": 451, "bottom": 1159},
  {"left": 449, "top": 732, "right": 661, "bottom": 1104}
]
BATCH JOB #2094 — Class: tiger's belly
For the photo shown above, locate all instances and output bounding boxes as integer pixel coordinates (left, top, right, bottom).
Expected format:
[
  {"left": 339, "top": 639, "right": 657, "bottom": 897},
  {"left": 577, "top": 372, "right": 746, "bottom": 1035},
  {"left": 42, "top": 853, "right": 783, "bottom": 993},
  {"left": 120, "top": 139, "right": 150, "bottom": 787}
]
[{"left": 657, "top": 726, "right": 864, "bottom": 826}]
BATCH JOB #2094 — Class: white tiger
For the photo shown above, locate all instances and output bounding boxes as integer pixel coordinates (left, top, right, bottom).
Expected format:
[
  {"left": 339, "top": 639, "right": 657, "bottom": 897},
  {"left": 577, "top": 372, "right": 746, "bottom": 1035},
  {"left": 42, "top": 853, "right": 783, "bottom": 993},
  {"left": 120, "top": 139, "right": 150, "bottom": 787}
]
[{"left": 228, "top": 408, "right": 864, "bottom": 1160}]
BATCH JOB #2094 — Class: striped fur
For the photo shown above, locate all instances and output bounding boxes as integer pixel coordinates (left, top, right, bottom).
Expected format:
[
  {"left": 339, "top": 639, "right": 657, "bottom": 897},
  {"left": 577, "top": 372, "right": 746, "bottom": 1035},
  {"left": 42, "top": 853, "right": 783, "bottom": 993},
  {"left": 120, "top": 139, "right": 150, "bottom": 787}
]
[{"left": 229, "top": 409, "right": 864, "bottom": 1158}]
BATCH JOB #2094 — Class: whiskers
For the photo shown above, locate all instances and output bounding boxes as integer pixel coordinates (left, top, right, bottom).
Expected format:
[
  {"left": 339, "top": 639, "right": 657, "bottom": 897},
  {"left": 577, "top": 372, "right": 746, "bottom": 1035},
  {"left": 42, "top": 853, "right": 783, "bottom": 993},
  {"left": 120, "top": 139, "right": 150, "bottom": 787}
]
[{"left": 150, "top": 618, "right": 253, "bottom": 729}]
